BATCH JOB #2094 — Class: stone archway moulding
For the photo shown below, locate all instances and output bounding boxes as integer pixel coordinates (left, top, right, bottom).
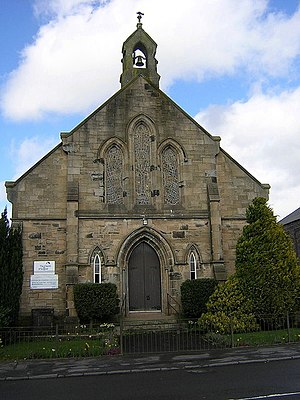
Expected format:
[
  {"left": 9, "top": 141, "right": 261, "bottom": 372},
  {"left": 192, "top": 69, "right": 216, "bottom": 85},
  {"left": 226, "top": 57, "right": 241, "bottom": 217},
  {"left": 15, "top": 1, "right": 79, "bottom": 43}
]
[
  {"left": 117, "top": 226, "right": 174, "bottom": 270},
  {"left": 117, "top": 226, "right": 175, "bottom": 315}
]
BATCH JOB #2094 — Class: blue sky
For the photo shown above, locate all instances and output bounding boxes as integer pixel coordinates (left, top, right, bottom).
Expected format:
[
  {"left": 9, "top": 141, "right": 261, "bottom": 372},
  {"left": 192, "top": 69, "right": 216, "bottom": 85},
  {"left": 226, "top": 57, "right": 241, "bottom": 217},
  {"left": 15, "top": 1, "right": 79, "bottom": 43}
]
[{"left": 1, "top": 0, "right": 300, "bottom": 220}]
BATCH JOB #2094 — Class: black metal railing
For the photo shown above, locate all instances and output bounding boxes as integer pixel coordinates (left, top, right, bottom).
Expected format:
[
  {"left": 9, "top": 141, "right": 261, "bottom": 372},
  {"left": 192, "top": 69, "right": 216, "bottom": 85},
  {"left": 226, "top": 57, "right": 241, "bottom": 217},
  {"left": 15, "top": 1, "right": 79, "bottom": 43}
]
[
  {"left": 1, "top": 312, "right": 300, "bottom": 358},
  {"left": 167, "top": 293, "right": 182, "bottom": 316}
]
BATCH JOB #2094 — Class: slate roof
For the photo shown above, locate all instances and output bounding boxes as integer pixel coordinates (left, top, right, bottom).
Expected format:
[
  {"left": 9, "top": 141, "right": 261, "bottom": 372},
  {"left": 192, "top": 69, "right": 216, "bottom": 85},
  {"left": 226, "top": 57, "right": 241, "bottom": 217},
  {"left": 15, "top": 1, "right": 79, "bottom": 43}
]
[{"left": 279, "top": 207, "right": 300, "bottom": 225}]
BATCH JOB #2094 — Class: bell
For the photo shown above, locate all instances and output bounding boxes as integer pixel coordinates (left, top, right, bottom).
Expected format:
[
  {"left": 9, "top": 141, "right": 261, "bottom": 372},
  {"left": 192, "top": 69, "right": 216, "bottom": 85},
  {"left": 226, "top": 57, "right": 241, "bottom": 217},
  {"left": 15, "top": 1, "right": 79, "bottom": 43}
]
[{"left": 135, "top": 55, "right": 145, "bottom": 67}]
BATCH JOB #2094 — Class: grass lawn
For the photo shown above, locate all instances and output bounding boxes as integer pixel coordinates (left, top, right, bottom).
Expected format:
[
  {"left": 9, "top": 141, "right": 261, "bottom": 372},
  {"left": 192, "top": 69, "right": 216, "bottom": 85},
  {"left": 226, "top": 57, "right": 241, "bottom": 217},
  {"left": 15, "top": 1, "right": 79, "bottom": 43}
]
[
  {"left": 1, "top": 328, "right": 300, "bottom": 360},
  {"left": 232, "top": 328, "right": 300, "bottom": 347},
  {"left": 0, "top": 336, "right": 120, "bottom": 361}
]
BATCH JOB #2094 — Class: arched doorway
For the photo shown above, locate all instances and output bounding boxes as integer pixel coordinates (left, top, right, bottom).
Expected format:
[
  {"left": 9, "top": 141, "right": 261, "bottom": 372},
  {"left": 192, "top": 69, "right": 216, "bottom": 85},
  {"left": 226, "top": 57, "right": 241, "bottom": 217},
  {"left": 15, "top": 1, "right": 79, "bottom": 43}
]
[{"left": 128, "top": 242, "right": 161, "bottom": 311}]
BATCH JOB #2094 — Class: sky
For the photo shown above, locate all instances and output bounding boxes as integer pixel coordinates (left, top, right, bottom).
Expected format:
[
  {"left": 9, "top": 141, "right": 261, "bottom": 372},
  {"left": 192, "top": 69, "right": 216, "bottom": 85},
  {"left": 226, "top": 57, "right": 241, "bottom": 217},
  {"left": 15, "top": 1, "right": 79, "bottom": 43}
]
[{"left": 0, "top": 0, "right": 300, "bottom": 221}]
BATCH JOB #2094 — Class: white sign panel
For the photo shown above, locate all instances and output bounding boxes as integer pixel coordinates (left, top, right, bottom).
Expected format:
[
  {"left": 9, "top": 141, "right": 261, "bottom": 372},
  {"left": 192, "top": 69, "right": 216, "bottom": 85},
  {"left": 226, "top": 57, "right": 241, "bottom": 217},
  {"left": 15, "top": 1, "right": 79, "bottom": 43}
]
[
  {"left": 33, "top": 261, "right": 55, "bottom": 274},
  {"left": 30, "top": 274, "right": 58, "bottom": 289}
]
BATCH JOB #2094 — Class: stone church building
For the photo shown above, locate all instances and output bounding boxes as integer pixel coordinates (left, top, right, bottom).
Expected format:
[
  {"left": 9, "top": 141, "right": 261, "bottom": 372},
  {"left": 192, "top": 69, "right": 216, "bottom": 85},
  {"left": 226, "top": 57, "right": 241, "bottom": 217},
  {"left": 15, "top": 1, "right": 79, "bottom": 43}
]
[
  {"left": 280, "top": 207, "right": 300, "bottom": 261},
  {"left": 6, "top": 20, "right": 269, "bottom": 323}
]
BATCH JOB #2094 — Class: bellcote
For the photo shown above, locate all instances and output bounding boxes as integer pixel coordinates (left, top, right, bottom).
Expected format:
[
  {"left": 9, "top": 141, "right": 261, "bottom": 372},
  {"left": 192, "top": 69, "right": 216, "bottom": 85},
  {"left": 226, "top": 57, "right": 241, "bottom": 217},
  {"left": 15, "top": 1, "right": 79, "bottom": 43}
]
[{"left": 120, "top": 18, "right": 160, "bottom": 88}]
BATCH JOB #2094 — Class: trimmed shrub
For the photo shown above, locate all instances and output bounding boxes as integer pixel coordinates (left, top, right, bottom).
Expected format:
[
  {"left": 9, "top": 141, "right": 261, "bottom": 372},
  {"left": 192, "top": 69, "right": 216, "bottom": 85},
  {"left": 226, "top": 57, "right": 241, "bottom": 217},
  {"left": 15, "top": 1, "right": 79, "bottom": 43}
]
[
  {"left": 73, "top": 283, "right": 119, "bottom": 323},
  {"left": 181, "top": 278, "right": 218, "bottom": 318}
]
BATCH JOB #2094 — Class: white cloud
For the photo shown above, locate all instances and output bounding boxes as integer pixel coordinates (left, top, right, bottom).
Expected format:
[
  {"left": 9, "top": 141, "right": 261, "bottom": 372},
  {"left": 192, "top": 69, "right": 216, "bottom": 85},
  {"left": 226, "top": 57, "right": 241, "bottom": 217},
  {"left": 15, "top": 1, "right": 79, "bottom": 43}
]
[
  {"left": 2, "top": 0, "right": 300, "bottom": 120},
  {"left": 0, "top": 136, "right": 54, "bottom": 218},
  {"left": 33, "top": 0, "right": 104, "bottom": 19},
  {"left": 10, "top": 136, "right": 58, "bottom": 179},
  {"left": 195, "top": 88, "right": 300, "bottom": 219},
  {"left": 1, "top": 0, "right": 300, "bottom": 220}
]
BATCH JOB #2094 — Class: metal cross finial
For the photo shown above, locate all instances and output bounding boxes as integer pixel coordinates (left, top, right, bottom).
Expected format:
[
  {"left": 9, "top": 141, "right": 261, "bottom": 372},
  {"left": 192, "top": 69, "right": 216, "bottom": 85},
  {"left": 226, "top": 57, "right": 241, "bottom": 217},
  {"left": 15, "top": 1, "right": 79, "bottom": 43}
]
[{"left": 137, "top": 11, "right": 144, "bottom": 23}]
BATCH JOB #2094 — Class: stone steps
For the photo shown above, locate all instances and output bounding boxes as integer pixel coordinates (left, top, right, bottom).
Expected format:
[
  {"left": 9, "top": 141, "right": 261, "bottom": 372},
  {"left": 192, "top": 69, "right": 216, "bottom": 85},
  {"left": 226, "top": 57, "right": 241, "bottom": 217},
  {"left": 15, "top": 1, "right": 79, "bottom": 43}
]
[{"left": 121, "top": 313, "right": 181, "bottom": 331}]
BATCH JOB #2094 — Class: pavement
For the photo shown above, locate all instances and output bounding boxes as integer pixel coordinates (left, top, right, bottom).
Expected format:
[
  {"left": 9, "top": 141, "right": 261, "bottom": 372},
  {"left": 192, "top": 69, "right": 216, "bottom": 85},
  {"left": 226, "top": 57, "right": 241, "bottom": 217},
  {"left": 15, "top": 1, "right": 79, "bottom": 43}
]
[{"left": 1, "top": 344, "right": 300, "bottom": 381}]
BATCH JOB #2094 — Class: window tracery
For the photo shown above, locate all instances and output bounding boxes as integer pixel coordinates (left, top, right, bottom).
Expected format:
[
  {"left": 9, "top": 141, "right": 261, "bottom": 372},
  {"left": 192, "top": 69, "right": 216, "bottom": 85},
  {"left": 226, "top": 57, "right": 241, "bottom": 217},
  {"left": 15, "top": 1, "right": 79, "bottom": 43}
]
[
  {"left": 134, "top": 123, "right": 151, "bottom": 205},
  {"left": 162, "top": 146, "right": 180, "bottom": 205},
  {"left": 106, "top": 145, "right": 124, "bottom": 204}
]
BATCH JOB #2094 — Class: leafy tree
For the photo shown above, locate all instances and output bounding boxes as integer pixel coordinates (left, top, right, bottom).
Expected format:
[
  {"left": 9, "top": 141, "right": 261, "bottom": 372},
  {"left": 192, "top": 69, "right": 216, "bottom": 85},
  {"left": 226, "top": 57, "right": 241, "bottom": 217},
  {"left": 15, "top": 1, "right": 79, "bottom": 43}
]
[
  {"left": 0, "top": 208, "right": 23, "bottom": 326},
  {"left": 235, "top": 197, "right": 300, "bottom": 316},
  {"left": 198, "top": 276, "right": 258, "bottom": 333}
]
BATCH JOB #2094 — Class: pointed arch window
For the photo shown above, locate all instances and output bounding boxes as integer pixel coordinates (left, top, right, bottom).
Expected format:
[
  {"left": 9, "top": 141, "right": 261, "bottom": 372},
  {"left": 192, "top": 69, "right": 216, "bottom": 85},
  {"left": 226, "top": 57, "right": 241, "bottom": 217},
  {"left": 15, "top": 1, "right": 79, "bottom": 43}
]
[
  {"left": 134, "top": 123, "right": 151, "bottom": 205},
  {"left": 162, "top": 146, "right": 180, "bottom": 205},
  {"left": 189, "top": 252, "right": 197, "bottom": 280},
  {"left": 93, "top": 254, "right": 101, "bottom": 283},
  {"left": 106, "top": 144, "right": 124, "bottom": 204}
]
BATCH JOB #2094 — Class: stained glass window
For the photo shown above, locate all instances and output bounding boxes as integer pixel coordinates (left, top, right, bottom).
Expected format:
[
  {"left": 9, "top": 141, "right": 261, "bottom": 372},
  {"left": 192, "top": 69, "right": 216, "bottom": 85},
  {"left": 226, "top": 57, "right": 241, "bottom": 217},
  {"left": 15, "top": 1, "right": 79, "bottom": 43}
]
[
  {"left": 106, "top": 145, "right": 123, "bottom": 204},
  {"left": 134, "top": 124, "right": 151, "bottom": 205},
  {"left": 162, "top": 147, "right": 180, "bottom": 205}
]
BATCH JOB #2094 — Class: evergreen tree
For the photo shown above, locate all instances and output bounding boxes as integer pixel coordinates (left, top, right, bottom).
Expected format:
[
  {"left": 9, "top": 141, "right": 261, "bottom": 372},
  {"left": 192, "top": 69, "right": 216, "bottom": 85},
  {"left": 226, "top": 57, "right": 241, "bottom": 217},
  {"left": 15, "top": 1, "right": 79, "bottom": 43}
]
[
  {"left": 236, "top": 197, "right": 300, "bottom": 316},
  {"left": 198, "top": 276, "right": 258, "bottom": 333},
  {"left": 0, "top": 208, "right": 23, "bottom": 326}
]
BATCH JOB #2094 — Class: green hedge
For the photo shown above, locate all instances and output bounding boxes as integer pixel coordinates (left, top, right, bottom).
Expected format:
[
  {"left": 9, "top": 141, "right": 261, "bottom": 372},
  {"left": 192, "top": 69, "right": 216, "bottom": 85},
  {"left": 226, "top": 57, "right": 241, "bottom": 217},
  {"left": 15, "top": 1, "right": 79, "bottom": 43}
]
[
  {"left": 181, "top": 278, "right": 218, "bottom": 318},
  {"left": 73, "top": 283, "right": 119, "bottom": 323}
]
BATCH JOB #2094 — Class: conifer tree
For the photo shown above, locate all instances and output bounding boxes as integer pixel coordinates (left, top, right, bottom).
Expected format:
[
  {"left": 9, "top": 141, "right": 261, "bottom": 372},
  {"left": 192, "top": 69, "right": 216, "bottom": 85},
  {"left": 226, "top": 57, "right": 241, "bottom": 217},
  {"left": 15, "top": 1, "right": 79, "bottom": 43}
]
[
  {"left": 198, "top": 275, "right": 258, "bottom": 333},
  {"left": 236, "top": 197, "right": 300, "bottom": 316},
  {"left": 0, "top": 208, "right": 23, "bottom": 326}
]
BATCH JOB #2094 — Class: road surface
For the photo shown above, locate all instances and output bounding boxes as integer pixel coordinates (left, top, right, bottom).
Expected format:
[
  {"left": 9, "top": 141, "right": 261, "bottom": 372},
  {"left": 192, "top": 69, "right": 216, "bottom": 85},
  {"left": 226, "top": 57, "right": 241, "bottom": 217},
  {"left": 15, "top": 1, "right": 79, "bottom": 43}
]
[{"left": 1, "top": 358, "right": 300, "bottom": 399}]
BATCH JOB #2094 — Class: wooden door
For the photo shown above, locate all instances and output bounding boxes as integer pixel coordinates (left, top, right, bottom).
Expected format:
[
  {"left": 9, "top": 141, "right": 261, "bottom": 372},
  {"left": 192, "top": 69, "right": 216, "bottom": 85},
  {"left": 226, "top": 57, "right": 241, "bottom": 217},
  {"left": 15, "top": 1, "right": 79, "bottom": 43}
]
[{"left": 128, "top": 242, "right": 161, "bottom": 311}]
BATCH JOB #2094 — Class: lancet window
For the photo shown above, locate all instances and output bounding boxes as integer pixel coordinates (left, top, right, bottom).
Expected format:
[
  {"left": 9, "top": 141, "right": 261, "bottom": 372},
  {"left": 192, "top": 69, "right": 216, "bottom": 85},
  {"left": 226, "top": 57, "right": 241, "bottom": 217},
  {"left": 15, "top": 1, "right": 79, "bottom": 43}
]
[
  {"left": 189, "top": 252, "right": 197, "bottom": 280},
  {"left": 134, "top": 123, "right": 151, "bottom": 205},
  {"left": 90, "top": 248, "right": 104, "bottom": 284},
  {"left": 94, "top": 254, "right": 101, "bottom": 283},
  {"left": 162, "top": 146, "right": 180, "bottom": 205},
  {"left": 106, "top": 145, "right": 124, "bottom": 204}
]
